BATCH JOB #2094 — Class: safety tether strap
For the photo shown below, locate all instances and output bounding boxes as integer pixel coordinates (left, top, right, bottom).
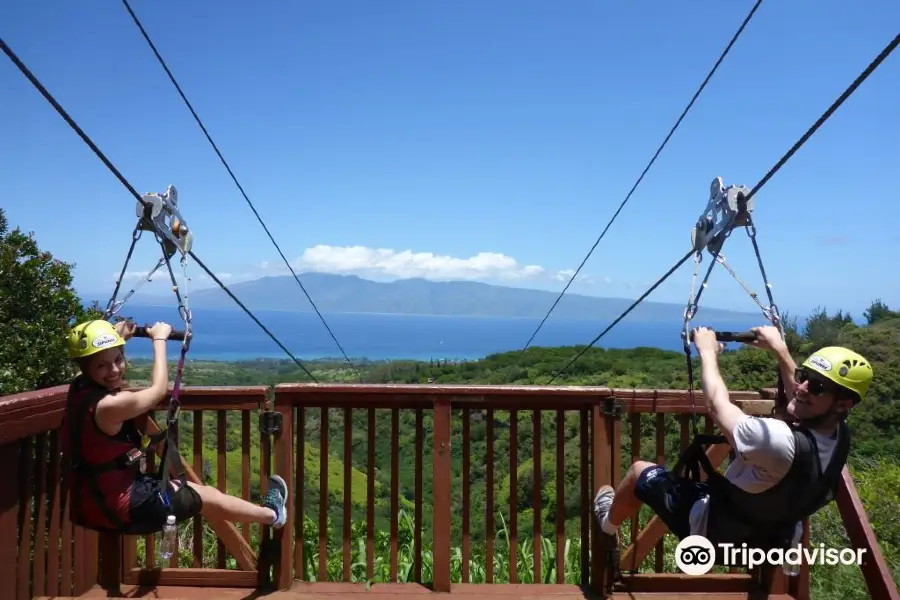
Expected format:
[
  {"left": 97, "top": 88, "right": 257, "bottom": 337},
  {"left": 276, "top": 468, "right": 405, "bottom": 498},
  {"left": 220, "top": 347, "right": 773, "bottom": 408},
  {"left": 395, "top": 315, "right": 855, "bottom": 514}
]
[
  {"left": 103, "top": 185, "right": 194, "bottom": 513},
  {"left": 158, "top": 242, "right": 192, "bottom": 504},
  {"left": 104, "top": 204, "right": 166, "bottom": 320},
  {"left": 681, "top": 177, "right": 786, "bottom": 436}
]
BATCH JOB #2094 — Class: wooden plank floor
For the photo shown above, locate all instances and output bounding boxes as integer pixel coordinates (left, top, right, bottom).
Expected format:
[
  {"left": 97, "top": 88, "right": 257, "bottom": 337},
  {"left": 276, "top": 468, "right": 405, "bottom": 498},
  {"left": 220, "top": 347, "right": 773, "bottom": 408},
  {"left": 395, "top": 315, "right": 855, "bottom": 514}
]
[{"left": 43, "top": 583, "right": 796, "bottom": 600}]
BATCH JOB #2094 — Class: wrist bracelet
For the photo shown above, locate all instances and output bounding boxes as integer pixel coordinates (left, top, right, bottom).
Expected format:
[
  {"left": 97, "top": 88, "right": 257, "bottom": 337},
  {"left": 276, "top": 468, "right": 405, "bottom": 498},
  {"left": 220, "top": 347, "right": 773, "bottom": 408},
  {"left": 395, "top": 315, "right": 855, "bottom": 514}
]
[{"left": 153, "top": 338, "right": 167, "bottom": 341}]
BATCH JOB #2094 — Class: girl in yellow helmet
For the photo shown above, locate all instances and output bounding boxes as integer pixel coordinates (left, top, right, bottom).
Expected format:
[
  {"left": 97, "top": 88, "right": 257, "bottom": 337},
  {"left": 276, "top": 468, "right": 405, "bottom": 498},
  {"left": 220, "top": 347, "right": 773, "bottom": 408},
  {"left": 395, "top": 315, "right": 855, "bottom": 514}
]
[{"left": 61, "top": 319, "right": 288, "bottom": 535}]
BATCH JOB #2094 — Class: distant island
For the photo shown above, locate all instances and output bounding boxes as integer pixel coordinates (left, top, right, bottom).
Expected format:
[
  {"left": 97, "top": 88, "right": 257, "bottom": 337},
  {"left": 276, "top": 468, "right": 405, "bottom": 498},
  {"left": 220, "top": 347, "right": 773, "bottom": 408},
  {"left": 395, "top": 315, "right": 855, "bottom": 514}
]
[{"left": 84, "top": 272, "right": 758, "bottom": 322}]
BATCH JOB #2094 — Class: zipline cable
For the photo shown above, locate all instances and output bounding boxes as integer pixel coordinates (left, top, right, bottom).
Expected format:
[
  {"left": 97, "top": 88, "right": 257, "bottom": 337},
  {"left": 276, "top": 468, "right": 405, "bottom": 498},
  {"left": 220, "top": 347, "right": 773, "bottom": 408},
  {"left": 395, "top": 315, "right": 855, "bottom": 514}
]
[
  {"left": 187, "top": 251, "right": 319, "bottom": 383},
  {"left": 0, "top": 38, "right": 149, "bottom": 210},
  {"left": 120, "top": 0, "right": 362, "bottom": 381},
  {"left": 547, "top": 28, "right": 900, "bottom": 383},
  {"left": 745, "top": 30, "right": 900, "bottom": 203},
  {"left": 546, "top": 250, "right": 694, "bottom": 383},
  {"left": 522, "top": 0, "right": 764, "bottom": 351},
  {"left": 0, "top": 36, "right": 320, "bottom": 383}
]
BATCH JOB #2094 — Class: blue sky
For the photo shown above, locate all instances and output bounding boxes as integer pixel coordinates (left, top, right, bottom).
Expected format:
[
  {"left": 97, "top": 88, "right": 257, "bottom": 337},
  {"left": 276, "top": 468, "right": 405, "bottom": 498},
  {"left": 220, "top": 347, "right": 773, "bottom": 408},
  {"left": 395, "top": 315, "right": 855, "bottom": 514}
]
[{"left": 3, "top": 0, "right": 898, "bottom": 320}]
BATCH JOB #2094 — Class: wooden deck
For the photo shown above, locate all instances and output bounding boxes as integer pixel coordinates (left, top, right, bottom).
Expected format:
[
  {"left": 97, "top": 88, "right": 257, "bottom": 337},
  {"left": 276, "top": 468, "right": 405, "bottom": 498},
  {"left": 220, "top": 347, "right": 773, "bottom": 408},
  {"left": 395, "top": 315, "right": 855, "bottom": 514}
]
[
  {"left": 42, "top": 582, "right": 798, "bottom": 599},
  {"left": 6, "top": 384, "right": 897, "bottom": 600}
]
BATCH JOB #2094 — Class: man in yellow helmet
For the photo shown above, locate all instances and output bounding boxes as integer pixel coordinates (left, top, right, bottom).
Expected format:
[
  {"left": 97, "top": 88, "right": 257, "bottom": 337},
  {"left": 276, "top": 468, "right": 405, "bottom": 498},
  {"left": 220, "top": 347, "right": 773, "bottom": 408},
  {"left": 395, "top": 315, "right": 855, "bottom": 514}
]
[
  {"left": 61, "top": 319, "right": 290, "bottom": 535},
  {"left": 591, "top": 325, "right": 871, "bottom": 565}
]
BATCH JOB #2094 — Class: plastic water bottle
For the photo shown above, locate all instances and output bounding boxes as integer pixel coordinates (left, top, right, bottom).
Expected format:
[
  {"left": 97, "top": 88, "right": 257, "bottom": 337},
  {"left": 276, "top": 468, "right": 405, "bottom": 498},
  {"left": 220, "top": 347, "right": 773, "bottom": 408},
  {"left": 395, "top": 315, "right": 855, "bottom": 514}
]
[
  {"left": 159, "top": 515, "right": 177, "bottom": 561},
  {"left": 782, "top": 524, "right": 803, "bottom": 576},
  {"left": 782, "top": 559, "right": 800, "bottom": 577}
]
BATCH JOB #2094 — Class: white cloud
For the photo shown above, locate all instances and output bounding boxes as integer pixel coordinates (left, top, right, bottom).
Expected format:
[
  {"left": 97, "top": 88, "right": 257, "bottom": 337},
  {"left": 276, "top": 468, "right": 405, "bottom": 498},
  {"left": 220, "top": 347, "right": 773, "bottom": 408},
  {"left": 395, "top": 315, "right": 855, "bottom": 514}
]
[
  {"left": 553, "top": 269, "right": 604, "bottom": 285},
  {"left": 288, "top": 244, "right": 552, "bottom": 282},
  {"left": 253, "top": 244, "right": 614, "bottom": 288},
  {"left": 105, "top": 245, "right": 612, "bottom": 290}
]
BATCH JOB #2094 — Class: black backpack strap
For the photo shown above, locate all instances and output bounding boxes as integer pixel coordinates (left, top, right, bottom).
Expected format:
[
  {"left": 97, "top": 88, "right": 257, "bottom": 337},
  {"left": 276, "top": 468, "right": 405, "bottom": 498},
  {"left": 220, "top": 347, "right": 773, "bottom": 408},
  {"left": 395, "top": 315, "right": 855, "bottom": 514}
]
[{"left": 788, "top": 421, "right": 850, "bottom": 518}]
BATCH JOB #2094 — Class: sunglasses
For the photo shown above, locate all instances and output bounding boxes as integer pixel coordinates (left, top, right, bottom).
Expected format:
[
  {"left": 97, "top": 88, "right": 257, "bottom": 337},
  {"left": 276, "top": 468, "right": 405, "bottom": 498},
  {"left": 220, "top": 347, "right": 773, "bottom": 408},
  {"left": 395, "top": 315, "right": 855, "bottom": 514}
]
[{"left": 794, "top": 368, "right": 837, "bottom": 396}]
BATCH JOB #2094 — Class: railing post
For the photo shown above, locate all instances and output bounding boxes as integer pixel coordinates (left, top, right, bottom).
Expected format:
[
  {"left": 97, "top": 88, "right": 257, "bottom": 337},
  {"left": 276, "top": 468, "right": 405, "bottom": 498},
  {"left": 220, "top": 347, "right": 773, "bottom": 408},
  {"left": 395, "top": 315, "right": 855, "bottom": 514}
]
[
  {"left": 836, "top": 467, "right": 900, "bottom": 600},
  {"left": 98, "top": 532, "right": 123, "bottom": 593},
  {"left": 791, "top": 519, "right": 811, "bottom": 600},
  {"left": 257, "top": 398, "right": 275, "bottom": 589},
  {"left": 432, "top": 397, "right": 452, "bottom": 592},
  {"left": 591, "top": 401, "right": 614, "bottom": 597},
  {"left": 0, "top": 441, "right": 19, "bottom": 600},
  {"left": 272, "top": 401, "right": 295, "bottom": 589}
]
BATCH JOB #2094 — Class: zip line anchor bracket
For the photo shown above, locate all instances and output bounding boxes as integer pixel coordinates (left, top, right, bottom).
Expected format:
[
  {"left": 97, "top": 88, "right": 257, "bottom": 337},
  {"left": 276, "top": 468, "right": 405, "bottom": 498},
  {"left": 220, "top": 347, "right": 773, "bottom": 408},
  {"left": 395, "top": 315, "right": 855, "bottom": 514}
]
[
  {"left": 601, "top": 398, "right": 624, "bottom": 418},
  {"left": 136, "top": 184, "right": 193, "bottom": 258},
  {"left": 691, "top": 176, "right": 753, "bottom": 256},
  {"left": 259, "top": 410, "right": 283, "bottom": 436}
]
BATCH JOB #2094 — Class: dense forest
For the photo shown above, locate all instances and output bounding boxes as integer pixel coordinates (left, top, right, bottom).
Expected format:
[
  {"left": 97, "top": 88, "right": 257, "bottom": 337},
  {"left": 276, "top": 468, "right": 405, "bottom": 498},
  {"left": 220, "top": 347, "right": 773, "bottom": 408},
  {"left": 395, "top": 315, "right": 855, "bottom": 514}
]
[{"left": 3, "top": 206, "right": 898, "bottom": 597}]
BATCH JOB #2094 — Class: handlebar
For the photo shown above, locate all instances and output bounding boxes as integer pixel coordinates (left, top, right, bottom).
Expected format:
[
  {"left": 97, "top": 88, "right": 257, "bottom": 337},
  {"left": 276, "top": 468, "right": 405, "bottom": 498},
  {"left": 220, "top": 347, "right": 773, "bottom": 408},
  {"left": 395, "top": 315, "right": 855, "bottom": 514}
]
[
  {"left": 130, "top": 323, "right": 188, "bottom": 342},
  {"left": 682, "top": 330, "right": 757, "bottom": 343}
]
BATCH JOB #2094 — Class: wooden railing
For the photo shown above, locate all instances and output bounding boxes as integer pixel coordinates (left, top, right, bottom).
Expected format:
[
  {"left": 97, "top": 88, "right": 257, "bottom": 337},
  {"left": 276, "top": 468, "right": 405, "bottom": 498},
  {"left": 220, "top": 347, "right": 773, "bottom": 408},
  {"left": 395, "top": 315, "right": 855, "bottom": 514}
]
[{"left": 1, "top": 383, "right": 896, "bottom": 599}]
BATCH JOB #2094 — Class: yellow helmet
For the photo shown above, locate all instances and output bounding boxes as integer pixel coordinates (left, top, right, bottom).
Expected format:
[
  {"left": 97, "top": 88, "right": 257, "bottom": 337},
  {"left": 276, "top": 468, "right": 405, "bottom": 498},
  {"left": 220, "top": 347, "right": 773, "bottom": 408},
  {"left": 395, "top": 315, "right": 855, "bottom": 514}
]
[
  {"left": 801, "top": 346, "right": 873, "bottom": 403},
  {"left": 67, "top": 320, "right": 125, "bottom": 360}
]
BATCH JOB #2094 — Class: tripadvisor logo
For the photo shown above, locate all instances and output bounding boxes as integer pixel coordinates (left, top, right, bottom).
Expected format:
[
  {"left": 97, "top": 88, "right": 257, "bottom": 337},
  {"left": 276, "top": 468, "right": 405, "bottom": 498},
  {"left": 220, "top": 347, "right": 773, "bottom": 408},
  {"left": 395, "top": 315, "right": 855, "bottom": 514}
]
[{"left": 675, "top": 535, "right": 867, "bottom": 575}]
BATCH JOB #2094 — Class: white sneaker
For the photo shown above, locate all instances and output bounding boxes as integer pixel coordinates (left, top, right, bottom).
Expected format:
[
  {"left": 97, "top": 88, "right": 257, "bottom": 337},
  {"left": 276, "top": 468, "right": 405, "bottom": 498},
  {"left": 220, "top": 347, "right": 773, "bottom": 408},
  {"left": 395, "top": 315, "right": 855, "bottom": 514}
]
[{"left": 593, "top": 485, "right": 616, "bottom": 536}]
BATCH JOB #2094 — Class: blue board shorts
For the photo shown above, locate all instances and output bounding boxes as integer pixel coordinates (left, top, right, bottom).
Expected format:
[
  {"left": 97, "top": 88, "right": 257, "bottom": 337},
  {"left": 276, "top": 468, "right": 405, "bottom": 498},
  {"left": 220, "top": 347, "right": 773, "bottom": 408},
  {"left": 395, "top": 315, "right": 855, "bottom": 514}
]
[{"left": 633, "top": 464, "right": 709, "bottom": 540}]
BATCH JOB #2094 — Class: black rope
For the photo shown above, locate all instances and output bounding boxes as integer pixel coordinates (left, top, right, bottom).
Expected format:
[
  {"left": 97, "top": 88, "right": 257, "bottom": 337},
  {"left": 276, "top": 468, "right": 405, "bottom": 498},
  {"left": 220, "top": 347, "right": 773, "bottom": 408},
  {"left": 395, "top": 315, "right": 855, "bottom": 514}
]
[
  {"left": 547, "top": 250, "right": 695, "bottom": 383},
  {"left": 2, "top": 36, "right": 320, "bottom": 383},
  {"left": 522, "top": 0, "right": 764, "bottom": 350},
  {"left": 121, "top": 0, "right": 361, "bottom": 382}
]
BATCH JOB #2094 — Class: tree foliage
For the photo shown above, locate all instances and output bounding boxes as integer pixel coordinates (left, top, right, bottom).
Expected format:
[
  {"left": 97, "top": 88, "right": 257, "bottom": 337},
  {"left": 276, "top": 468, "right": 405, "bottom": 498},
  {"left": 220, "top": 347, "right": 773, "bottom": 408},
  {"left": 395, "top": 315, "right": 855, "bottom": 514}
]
[
  {"left": 864, "top": 298, "right": 900, "bottom": 325},
  {"left": 0, "top": 208, "right": 101, "bottom": 394}
]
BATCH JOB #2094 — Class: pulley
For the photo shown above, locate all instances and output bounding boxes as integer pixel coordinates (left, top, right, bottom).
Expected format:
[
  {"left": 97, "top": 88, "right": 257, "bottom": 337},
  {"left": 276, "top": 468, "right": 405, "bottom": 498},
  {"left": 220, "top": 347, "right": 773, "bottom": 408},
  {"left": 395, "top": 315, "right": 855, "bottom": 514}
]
[
  {"left": 682, "top": 175, "right": 781, "bottom": 435},
  {"left": 691, "top": 176, "right": 754, "bottom": 256},
  {"left": 136, "top": 184, "right": 193, "bottom": 257}
]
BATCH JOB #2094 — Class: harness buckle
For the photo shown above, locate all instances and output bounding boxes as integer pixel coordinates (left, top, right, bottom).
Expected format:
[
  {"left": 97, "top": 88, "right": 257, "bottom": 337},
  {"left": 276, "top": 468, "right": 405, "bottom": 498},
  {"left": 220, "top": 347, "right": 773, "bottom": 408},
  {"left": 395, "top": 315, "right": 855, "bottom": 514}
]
[{"left": 123, "top": 447, "right": 145, "bottom": 467}]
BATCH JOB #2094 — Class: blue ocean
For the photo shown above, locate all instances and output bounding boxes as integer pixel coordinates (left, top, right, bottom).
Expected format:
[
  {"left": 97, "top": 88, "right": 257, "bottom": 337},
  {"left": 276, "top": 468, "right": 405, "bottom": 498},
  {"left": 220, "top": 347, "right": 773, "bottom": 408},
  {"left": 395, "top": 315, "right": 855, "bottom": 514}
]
[{"left": 116, "top": 305, "right": 764, "bottom": 362}]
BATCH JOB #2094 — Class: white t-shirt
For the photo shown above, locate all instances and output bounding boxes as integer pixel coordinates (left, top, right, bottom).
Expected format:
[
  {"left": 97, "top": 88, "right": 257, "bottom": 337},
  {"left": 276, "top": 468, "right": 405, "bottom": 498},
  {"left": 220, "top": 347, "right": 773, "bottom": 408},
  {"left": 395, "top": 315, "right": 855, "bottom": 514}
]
[{"left": 688, "top": 415, "right": 839, "bottom": 543}]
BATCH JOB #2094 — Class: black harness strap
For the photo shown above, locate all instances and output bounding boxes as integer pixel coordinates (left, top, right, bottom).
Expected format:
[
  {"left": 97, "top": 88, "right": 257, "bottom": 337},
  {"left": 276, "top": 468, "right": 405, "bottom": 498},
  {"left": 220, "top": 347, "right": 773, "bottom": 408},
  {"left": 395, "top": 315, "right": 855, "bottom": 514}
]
[
  {"left": 670, "top": 432, "right": 729, "bottom": 484},
  {"left": 670, "top": 421, "right": 850, "bottom": 549},
  {"left": 66, "top": 379, "right": 169, "bottom": 533},
  {"left": 158, "top": 420, "right": 187, "bottom": 499}
]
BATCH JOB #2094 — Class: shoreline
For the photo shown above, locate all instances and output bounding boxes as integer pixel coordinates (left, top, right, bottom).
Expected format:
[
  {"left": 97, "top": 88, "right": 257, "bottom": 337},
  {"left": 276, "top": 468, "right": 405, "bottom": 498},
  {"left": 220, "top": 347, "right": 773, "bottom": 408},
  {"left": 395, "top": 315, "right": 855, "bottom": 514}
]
[{"left": 123, "top": 342, "right": 716, "bottom": 365}]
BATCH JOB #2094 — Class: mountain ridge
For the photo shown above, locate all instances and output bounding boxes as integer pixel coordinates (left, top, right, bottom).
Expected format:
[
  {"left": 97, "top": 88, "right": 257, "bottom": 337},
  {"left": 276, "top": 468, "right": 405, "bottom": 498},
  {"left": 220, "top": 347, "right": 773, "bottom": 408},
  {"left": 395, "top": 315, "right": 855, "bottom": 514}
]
[{"left": 83, "top": 272, "right": 759, "bottom": 322}]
